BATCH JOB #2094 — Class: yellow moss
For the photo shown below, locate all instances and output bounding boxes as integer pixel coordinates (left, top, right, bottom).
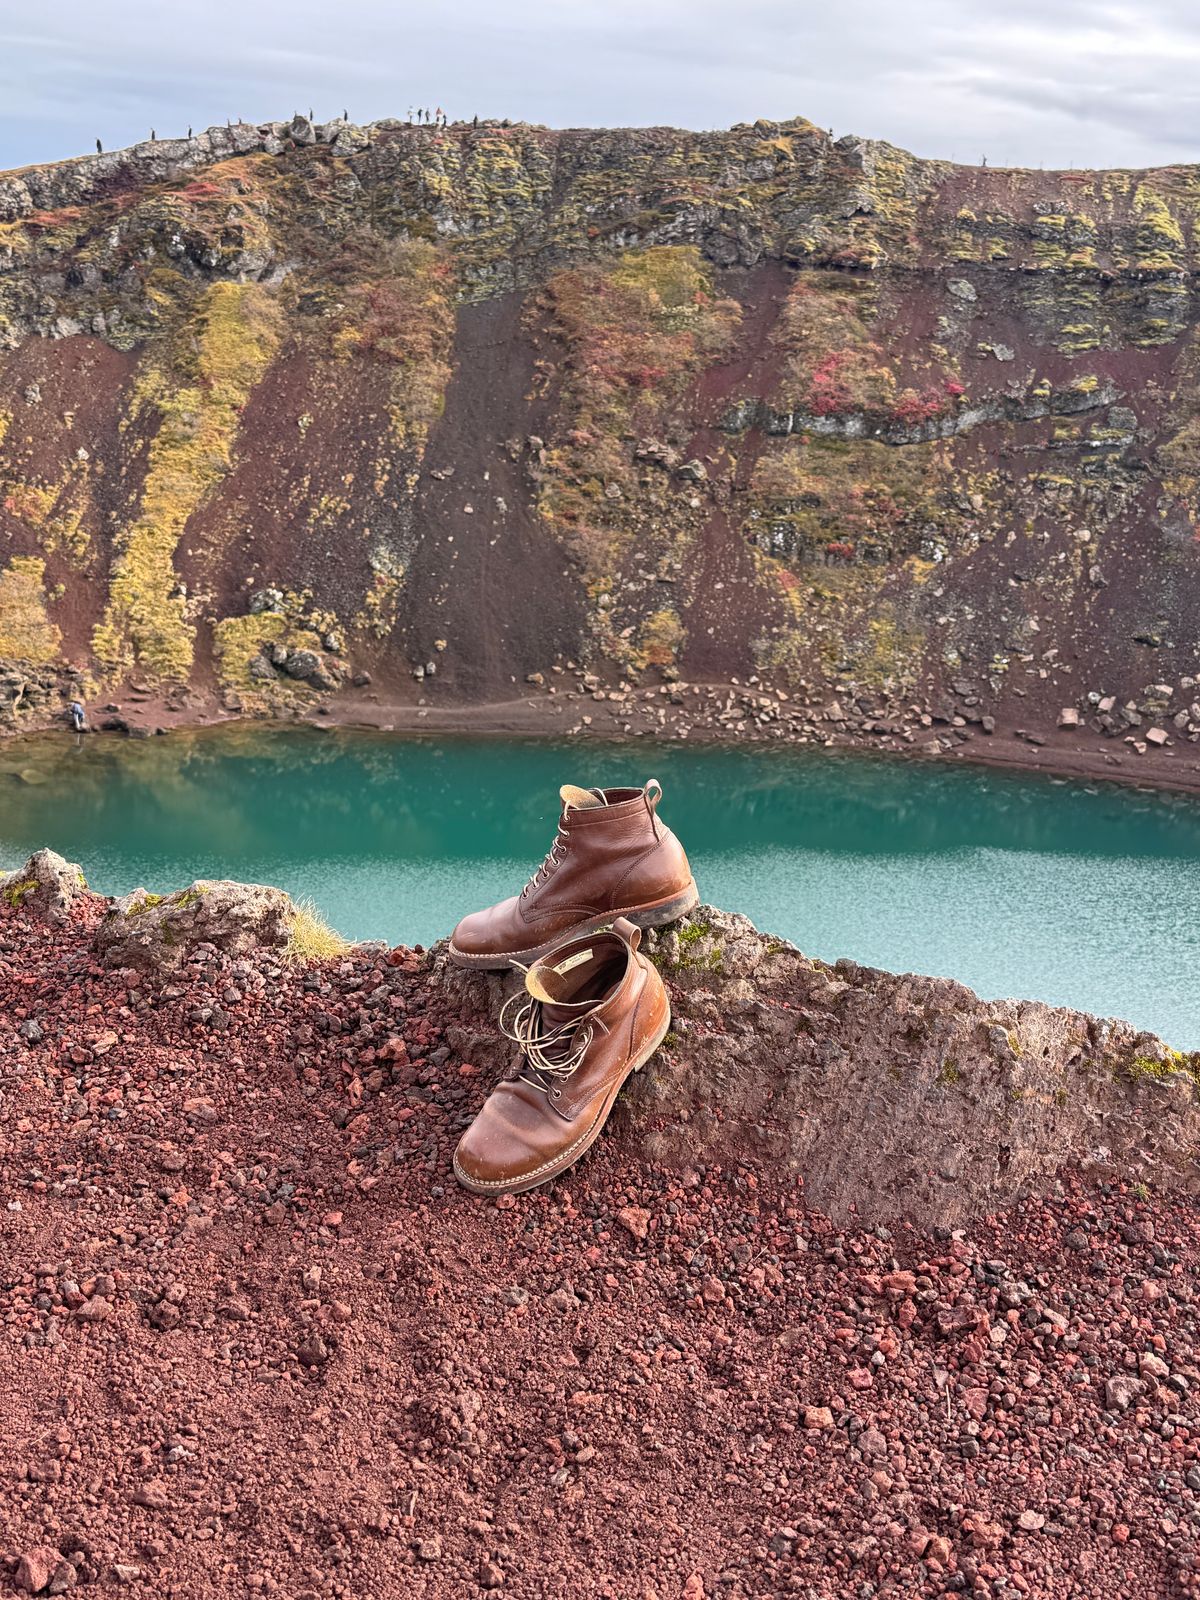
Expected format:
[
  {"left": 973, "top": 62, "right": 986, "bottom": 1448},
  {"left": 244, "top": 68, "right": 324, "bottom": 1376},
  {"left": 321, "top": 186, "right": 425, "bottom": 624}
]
[
  {"left": 0, "top": 410, "right": 9, "bottom": 448},
  {"left": 93, "top": 281, "right": 283, "bottom": 681},
  {"left": 0, "top": 555, "right": 62, "bottom": 662},
  {"left": 0, "top": 480, "right": 57, "bottom": 527},
  {"left": 1133, "top": 185, "right": 1186, "bottom": 269},
  {"left": 211, "top": 601, "right": 324, "bottom": 696},
  {"left": 636, "top": 607, "right": 686, "bottom": 669}
]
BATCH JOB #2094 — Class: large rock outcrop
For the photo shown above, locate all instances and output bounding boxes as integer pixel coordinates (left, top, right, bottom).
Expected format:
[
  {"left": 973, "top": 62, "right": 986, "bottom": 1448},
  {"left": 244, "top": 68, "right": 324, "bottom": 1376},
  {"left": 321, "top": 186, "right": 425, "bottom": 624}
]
[
  {"left": 0, "top": 848, "right": 87, "bottom": 926},
  {"left": 436, "top": 906, "right": 1200, "bottom": 1225},
  {"left": 94, "top": 879, "right": 294, "bottom": 972}
]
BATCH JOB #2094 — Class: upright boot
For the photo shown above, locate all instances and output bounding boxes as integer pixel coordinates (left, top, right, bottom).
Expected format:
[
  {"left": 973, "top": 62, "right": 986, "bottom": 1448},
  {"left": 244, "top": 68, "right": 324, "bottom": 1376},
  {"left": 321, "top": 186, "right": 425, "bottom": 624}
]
[
  {"left": 448, "top": 778, "right": 698, "bottom": 969},
  {"left": 453, "top": 917, "right": 670, "bottom": 1194}
]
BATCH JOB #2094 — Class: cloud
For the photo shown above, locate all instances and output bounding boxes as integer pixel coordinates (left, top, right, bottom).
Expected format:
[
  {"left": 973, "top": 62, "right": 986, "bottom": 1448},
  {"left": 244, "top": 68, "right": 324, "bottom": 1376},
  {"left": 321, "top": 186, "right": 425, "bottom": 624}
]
[{"left": 1, "top": 0, "right": 1198, "bottom": 171}]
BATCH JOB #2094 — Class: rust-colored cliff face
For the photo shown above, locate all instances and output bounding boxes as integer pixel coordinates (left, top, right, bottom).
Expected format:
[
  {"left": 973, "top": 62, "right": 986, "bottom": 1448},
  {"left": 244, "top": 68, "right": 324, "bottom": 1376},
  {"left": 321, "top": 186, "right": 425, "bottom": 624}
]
[{"left": 1, "top": 114, "right": 1198, "bottom": 757}]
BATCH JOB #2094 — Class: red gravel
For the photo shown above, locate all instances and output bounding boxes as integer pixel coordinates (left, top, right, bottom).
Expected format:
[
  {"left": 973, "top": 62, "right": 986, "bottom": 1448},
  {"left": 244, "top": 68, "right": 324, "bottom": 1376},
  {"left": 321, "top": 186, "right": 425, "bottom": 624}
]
[{"left": 2, "top": 896, "right": 1198, "bottom": 1598}]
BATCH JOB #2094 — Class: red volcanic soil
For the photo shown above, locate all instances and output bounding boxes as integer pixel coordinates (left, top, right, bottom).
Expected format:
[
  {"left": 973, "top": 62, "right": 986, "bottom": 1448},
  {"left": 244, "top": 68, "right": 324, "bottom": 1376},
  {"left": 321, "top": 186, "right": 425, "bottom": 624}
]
[{"left": 2, "top": 897, "right": 1199, "bottom": 1599}]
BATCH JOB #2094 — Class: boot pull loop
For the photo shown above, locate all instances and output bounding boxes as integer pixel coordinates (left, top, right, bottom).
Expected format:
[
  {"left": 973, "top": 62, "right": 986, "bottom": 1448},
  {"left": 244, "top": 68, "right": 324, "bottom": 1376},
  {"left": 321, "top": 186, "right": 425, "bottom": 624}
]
[
  {"left": 612, "top": 915, "right": 642, "bottom": 951},
  {"left": 643, "top": 777, "right": 662, "bottom": 839}
]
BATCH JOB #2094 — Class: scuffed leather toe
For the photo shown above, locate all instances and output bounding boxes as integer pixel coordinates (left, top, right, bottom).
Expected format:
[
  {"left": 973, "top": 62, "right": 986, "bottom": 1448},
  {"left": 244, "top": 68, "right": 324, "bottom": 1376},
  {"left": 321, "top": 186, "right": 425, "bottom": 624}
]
[{"left": 449, "top": 895, "right": 521, "bottom": 959}]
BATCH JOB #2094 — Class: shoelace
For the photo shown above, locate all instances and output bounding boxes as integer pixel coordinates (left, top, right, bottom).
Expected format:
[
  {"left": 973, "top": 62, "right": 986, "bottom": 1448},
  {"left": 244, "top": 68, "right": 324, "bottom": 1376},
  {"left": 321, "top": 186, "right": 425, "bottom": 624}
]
[
  {"left": 499, "top": 990, "right": 594, "bottom": 1092},
  {"left": 523, "top": 822, "right": 570, "bottom": 895}
]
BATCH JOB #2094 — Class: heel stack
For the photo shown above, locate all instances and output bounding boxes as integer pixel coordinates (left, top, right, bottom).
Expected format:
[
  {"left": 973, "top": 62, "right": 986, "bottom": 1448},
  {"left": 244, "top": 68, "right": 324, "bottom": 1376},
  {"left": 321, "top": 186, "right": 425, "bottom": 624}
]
[{"left": 626, "top": 880, "right": 700, "bottom": 930}]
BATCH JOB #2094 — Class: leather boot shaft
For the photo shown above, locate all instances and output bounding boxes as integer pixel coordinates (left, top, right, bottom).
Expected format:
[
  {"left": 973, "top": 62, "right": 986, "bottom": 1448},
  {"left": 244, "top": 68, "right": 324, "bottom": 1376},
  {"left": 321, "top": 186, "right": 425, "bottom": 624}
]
[{"left": 449, "top": 778, "right": 698, "bottom": 968}]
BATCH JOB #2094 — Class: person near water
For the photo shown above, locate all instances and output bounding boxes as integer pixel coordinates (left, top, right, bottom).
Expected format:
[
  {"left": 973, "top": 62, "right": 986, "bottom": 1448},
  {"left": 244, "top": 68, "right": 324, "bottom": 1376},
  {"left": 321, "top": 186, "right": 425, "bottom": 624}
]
[{"left": 69, "top": 699, "right": 87, "bottom": 732}]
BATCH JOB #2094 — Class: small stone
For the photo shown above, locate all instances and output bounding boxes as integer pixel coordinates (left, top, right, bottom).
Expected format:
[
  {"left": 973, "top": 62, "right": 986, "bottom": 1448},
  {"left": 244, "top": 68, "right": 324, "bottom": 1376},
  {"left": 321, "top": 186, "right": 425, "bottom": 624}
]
[
  {"left": 547, "top": 1286, "right": 580, "bottom": 1313},
  {"left": 803, "top": 1405, "right": 834, "bottom": 1430},
  {"left": 133, "top": 1478, "right": 170, "bottom": 1509},
  {"left": 1057, "top": 707, "right": 1080, "bottom": 729},
  {"left": 16, "top": 1549, "right": 60, "bottom": 1594},
  {"left": 1145, "top": 726, "right": 1169, "bottom": 746},
  {"left": 1105, "top": 1374, "right": 1142, "bottom": 1412},
  {"left": 416, "top": 1537, "right": 442, "bottom": 1562},
  {"left": 479, "top": 1561, "right": 505, "bottom": 1589},
  {"left": 1017, "top": 1510, "right": 1046, "bottom": 1531},
  {"left": 616, "top": 1205, "right": 650, "bottom": 1242},
  {"left": 296, "top": 1333, "right": 330, "bottom": 1368}
]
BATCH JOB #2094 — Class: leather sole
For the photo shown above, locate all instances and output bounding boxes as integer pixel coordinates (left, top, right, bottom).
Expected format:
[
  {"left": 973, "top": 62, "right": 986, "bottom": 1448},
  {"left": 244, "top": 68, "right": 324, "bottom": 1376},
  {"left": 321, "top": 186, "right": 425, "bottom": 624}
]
[
  {"left": 451, "top": 1003, "right": 672, "bottom": 1197},
  {"left": 446, "top": 879, "right": 700, "bottom": 970}
]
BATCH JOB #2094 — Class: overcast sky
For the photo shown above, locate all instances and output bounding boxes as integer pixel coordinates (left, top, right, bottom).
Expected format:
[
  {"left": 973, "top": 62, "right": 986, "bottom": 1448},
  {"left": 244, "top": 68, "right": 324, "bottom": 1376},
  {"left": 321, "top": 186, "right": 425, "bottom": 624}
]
[{"left": 2, "top": 0, "right": 1199, "bottom": 174}]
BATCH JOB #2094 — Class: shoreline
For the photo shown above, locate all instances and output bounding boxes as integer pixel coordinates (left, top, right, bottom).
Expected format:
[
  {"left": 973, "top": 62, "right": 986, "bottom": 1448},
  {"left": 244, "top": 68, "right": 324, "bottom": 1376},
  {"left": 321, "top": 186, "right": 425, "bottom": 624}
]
[{"left": 6, "top": 677, "right": 1200, "bottom": 801}]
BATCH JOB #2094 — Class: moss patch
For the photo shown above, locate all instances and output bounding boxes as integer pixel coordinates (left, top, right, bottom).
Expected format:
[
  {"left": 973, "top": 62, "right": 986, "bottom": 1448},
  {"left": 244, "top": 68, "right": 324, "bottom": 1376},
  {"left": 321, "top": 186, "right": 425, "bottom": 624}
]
[
  {"left": 93, "top": 281, "right": 283, "bottom": 682},
  {"left": 0, "top": 555, "right": 62, "bottom": 663}
]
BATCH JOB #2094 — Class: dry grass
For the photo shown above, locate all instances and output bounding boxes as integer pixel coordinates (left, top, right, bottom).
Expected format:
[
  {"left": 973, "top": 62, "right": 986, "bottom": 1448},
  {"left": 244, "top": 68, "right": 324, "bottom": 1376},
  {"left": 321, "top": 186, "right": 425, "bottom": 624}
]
[{"left": 285, "top": 897, "right": 351, "bottom": 964}]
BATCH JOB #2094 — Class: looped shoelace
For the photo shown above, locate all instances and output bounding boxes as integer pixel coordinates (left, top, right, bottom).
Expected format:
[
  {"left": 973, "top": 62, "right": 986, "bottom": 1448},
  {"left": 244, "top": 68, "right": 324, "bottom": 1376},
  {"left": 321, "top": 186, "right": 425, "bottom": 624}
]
[
  {"left": 499, "top": 989, "right": 593, "bottom": 1092},
  {"left": 523, "top": 822, "right": 569, "bottom": 895}
]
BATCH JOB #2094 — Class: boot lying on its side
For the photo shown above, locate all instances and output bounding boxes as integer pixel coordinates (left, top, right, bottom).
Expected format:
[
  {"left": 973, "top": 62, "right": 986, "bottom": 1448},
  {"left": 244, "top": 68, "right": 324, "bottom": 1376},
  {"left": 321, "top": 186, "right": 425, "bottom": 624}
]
[
  {"left": 448, "top": 777, "right": 698, "bottom": 969},
  {"left": 453, "top": 917, "right": 670, "bottom": 1195}
]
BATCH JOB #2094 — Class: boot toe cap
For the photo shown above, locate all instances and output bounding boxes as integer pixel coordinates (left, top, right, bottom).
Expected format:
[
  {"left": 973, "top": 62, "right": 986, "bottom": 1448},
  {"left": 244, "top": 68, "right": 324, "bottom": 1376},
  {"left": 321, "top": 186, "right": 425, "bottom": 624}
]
[
  {"left": 454, "top": 1121, "right": 530, "bottom": 1193},
  {"left": 449, "top": 897, "right": 520, "bottom": 960},
  {"left": 453, "top": 1095, "right": 552, "bottom": 1193}
]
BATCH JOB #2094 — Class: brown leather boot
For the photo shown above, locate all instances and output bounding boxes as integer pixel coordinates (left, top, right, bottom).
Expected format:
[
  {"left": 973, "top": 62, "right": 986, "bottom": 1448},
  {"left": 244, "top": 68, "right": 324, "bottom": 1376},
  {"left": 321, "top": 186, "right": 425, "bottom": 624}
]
[
  {"left": 453, "top": 917, "right": 670, "bottom": 1195},
  {"left": 448, "top": 778, "right": 698, "bottom": 969}
]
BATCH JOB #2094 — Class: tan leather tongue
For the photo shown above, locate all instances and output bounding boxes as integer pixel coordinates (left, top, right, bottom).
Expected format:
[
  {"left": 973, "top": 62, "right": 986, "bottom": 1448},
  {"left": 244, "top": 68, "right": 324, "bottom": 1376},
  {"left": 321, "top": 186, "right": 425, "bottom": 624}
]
[
  {"left": 560, "top": 783, "right": 606, "bottom": 810},
  {"left": 528, "top": 940, "right": 598, "bottom": 1004}
]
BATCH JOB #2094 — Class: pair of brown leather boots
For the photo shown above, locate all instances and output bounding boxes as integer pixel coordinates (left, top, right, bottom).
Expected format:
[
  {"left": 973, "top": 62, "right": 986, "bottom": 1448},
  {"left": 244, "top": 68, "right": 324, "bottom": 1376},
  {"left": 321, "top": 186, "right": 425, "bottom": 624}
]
[{"left": 447, "top": 779, "right": 697, "bottom": 1196}]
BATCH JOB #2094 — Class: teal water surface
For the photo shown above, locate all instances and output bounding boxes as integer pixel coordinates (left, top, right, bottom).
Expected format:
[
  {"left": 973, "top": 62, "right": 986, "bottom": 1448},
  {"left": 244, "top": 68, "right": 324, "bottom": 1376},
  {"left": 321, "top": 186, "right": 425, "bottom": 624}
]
[{"left": 2, "top": 726, "right": 1199, "bottom": 1046}]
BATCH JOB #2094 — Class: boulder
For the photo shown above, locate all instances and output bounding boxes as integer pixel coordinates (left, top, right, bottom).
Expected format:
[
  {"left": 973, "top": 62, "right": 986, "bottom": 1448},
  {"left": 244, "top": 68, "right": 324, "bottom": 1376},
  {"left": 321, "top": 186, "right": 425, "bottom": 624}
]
[
  {"left": 0, "top": 849, "right": 88, "bottom": 926},
  {"left": 94, "top": 880, "right": 293, "bottom": 973}
]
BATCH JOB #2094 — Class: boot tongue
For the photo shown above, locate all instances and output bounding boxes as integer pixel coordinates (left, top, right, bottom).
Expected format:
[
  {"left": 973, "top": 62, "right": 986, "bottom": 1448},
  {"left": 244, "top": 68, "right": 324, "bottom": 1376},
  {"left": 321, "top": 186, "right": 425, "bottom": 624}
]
[
  {"left": 525, "top": 963, "right": 596, "bottom": 1010},
  {"left": 559, "top": 783, "right": 606, "bottom": 811}
]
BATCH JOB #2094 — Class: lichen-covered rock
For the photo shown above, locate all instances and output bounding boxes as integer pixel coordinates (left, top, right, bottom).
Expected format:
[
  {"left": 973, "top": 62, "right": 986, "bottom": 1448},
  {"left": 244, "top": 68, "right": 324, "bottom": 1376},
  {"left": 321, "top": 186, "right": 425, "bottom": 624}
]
[
  {"left": 0, "top": 848, "right": 88, "bottom": 925},
  {"left": 94, "top": 879, "right": 293, "bottom": 973},
  {"left": 434, "top": 905, "right": 1200, "bottom": 1226}
]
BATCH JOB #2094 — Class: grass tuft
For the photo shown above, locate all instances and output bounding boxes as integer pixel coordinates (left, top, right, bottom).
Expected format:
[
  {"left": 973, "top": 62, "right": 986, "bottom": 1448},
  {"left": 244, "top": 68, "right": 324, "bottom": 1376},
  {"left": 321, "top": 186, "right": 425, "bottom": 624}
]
[{"left": 286, "top": 898, "right": 351, "bottom": 964}]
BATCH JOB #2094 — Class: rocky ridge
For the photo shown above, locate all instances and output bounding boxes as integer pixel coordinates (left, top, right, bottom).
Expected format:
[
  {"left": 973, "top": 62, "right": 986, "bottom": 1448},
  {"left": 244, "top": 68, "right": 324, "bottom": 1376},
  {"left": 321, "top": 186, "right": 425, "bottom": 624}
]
[
  {"left": 1, "top": 855, "right": 1200, "bottom": 1595},
  {"left": 0, "top": 114, "right": 1198, "bottom": 787}
]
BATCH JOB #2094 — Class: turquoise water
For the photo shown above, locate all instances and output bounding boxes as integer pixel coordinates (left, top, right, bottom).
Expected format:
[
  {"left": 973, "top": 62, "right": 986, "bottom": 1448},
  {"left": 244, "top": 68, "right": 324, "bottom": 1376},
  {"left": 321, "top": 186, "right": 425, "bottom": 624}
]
[{"left": 2, "top": 726, "right": 1199, "bottom": 1046}]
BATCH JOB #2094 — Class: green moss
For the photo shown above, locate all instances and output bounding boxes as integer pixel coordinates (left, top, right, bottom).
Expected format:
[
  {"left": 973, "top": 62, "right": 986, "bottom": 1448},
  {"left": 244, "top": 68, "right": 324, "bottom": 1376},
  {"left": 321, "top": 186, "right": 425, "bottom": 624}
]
[
  {"left": 124, "top": 892, "right": 164, "bottom": 916},
  {"left": 636, "top": 607, "right": 685, "bottom": 669},
  {"left": 2, "top": 877, "right": 37, "bottom": 908},
  {"left": 937, "top": 1060, "right": 961, "bottom": 1086},
  {"left": 1125, "top": 1050, "right": 1200, "bottom": 1088}
]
